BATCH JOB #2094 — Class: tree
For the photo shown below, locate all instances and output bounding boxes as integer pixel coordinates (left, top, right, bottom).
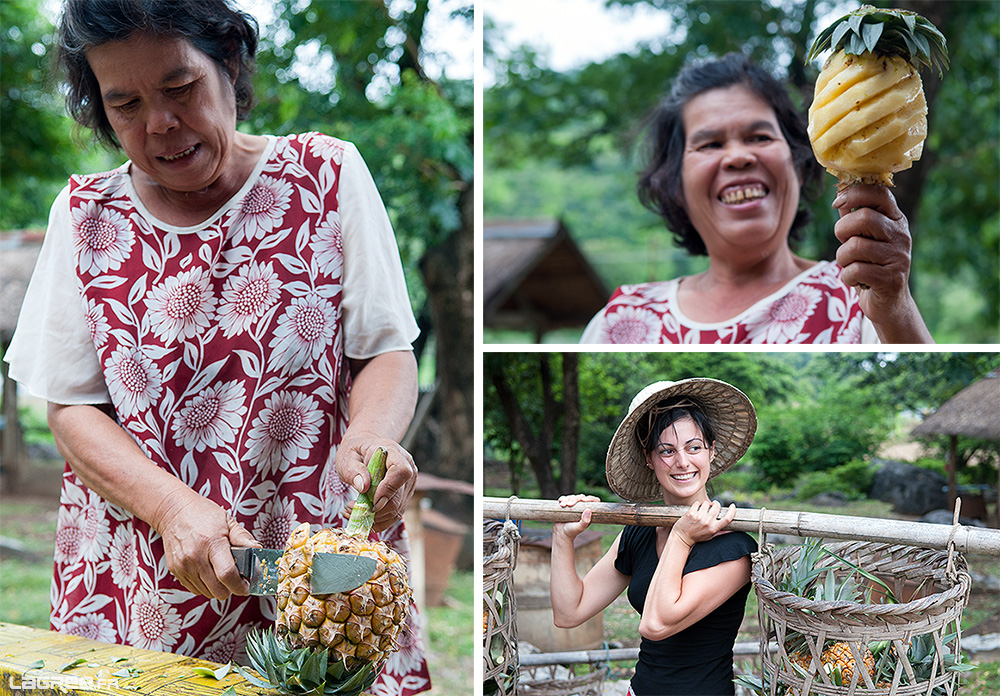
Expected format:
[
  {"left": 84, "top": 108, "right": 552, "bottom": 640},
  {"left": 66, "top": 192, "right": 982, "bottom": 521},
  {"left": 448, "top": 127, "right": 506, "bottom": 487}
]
[{"left": 485, "top": 353, "right": 580, "bottom": 498}]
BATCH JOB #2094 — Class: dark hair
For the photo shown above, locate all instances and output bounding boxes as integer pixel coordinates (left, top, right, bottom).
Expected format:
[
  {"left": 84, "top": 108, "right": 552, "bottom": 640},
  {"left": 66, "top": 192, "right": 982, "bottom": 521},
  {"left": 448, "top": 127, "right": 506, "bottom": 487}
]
[
  {"left": 56, "top": 0, "right": 259, "bottom": 150},
  {"left": 637, "top": 52, "right": 823, "bottom": 256},
  {"left": 636, "top": 396, "right": 716, "bottom": 455}
]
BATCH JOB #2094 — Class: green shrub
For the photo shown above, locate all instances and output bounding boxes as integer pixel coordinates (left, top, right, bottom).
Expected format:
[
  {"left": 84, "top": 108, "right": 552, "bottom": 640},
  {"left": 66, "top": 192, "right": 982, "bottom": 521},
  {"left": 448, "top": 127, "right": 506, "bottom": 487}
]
[{"left": 793, "top": 459, "right": 875, "bottom": 501}]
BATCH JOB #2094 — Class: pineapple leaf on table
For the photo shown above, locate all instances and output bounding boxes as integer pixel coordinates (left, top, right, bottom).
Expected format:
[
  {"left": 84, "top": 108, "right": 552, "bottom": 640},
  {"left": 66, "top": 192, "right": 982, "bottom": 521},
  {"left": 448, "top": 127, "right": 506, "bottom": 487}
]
[{"left": 806, "top": 4, "right": 949, "bottom": 189}]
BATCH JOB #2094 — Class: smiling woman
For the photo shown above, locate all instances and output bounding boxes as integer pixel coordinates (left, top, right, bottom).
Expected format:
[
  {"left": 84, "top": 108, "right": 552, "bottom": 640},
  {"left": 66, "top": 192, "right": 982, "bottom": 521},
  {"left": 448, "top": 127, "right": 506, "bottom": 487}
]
[
  {"left": 4, "top": 0, "right": 430, "bottom": 693},
  {"left": 580, "top": 53, "right": 934, "bottom": 345}
]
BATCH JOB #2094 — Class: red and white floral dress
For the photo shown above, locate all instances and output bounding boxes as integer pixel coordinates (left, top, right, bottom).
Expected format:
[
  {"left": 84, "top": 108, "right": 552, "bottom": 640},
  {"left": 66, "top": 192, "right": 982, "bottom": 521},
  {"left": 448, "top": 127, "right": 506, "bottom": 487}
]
[
  {"left": 580, "top": 261, "right": 878, "bottom": 344},
  {"left": 6, "top": 133, "right": 430, "bottom": 695}
]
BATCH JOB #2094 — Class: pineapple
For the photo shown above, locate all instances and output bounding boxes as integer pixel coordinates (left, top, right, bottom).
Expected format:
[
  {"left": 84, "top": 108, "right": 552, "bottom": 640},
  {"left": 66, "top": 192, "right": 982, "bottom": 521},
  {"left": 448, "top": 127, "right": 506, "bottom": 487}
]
[
  {"left": 806, "top": 5, "right": 948, "bottom": 189},
  {"left": 243, "top": 448, "right": 411, "bottom": 696}
]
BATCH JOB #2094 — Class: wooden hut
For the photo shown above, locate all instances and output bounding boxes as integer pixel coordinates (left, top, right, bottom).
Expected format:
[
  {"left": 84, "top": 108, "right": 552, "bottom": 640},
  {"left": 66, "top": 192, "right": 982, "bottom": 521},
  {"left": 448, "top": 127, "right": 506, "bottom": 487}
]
[
  {"left": 484, "top": 219, "right": 608, "bottom": 341},
  {"left": 912, "top": 370, "right": 1000, "bottom": 521}
]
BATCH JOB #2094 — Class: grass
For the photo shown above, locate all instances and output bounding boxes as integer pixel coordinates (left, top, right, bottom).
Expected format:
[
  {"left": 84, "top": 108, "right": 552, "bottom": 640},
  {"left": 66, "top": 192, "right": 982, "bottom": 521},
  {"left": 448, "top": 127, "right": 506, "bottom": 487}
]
[{"left": 423, "top": 570, "right": 474, "bottom": 695}]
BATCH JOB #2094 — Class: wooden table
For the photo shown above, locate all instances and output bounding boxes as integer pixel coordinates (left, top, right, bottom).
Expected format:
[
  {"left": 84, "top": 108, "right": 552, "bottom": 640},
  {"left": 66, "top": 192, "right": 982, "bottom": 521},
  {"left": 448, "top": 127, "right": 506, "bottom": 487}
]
[{"left": 0, "top": 622, "right": 271, "bottom": 694}]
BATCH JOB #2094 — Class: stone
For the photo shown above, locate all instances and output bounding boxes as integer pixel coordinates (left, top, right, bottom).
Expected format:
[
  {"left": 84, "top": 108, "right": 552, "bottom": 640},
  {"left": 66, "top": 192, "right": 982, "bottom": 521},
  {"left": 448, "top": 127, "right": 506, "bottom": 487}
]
[{"left": 869, "top": 459, "right": 948, "bottom": 515}]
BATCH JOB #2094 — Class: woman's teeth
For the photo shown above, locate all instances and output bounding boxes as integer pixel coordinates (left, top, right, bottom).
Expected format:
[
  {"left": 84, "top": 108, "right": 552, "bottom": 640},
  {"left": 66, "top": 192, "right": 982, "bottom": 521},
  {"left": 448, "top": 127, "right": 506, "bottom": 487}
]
[
  {"left": 162, "top": 145, "right": 197, "bottom": 161},
  {"left": 671, "top": 472, "right": 698, "bottom": 482},
  {"left": 720, "top": 184, "right": 767, "bottom": 204}
]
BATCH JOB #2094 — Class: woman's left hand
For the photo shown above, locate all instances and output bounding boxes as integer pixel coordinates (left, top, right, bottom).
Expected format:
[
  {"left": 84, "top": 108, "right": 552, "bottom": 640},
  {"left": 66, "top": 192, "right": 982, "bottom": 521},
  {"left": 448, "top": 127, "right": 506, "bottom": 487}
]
[
  {"left": 336, "top": 432, "right": 417, "bottom": 533},
  {"left": 670, "top": 500, "right": 737, "bottom": 548},
  {"left": 832, "top": 185, "right": 933, "bottom": 342}
]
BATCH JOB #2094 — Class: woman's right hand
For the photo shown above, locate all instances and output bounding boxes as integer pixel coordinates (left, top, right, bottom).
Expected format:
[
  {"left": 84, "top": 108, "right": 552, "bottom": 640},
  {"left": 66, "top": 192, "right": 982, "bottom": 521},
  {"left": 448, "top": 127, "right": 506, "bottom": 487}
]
[
  {"left": 553, "top": 494, "right": 601, "bottom": 541},
  {"left": 152, "top": 493, "right": 260, "bottom": 600}
]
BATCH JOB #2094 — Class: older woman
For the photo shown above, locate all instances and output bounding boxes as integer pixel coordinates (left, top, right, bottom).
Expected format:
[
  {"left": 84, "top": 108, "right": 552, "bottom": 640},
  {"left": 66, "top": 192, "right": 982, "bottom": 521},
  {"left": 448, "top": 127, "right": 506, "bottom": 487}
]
[
  {"left": 581, "top": 53, "right": 933, "bottom": 344},
  {"left": 4, "top": 0, "right": 430, "bottom": 692},
  {"left": 552, "top": 379, "right": 758, "bottom": 696}
]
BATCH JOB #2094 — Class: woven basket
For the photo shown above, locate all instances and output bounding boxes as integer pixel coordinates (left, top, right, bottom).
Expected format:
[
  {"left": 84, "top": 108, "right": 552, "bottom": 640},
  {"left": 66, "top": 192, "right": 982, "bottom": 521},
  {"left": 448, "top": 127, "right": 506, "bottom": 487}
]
[
  {"left": 753, "top": 537, "right": 971, "bottom": 696},
  {"left": 519, "top": 664, "right": 608, "bottom": 696},
  {"left": 485, "top": 518, "right": 521, "bottom": 696}
]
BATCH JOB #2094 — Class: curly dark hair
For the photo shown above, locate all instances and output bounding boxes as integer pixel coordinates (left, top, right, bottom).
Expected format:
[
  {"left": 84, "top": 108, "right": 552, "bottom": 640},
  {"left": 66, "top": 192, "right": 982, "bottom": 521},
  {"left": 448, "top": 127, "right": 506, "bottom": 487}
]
[
  {"left": 56, "top": 0, "right": 259, "bottom": 150},
  {"left": 637, "top": 52, "right": 823, "bottom": 256}
]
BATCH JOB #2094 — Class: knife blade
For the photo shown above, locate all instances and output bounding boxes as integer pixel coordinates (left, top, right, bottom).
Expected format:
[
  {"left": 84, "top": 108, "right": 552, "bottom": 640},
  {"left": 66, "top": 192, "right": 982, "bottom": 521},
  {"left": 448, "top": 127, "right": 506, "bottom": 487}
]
[{"left": 231, "top": 547, "right": 377, "bottom": 595}]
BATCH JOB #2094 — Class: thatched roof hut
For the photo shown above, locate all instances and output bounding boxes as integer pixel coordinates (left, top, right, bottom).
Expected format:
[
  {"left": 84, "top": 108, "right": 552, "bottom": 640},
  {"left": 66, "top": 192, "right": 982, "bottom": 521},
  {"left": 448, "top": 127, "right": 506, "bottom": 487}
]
[
  {"left": 912, "top": 370, "right": 1000, "bottom": 516},
  {"left": 911, "top": 371, "right": 1000, "bottom": 441},
  {"left": 484, "top": 219, "right": 608, "bottom": 341}
]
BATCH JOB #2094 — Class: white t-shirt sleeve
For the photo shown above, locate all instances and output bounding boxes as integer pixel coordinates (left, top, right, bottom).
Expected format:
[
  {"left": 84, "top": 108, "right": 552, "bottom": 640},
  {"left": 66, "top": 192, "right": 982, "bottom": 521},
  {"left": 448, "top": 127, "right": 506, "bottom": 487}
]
[
  {"left": 338, "top": 142, "right": 419, "bottom": 359},
  {"left": 4, "top": 186, "right": 112, "bottom": 404}
]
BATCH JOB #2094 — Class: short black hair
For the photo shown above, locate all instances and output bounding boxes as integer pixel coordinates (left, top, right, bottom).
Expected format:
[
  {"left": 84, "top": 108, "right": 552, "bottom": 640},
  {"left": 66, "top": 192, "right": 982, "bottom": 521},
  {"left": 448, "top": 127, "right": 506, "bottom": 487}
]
[
  {"left": 56, "top": 0, "right": 259, "bottom": 150},
  {"left": 637, "top": 52, "right": 823, "bottom": 256},
  {"left": 636, "top": 395, "right": 716, "bottom": 455}
]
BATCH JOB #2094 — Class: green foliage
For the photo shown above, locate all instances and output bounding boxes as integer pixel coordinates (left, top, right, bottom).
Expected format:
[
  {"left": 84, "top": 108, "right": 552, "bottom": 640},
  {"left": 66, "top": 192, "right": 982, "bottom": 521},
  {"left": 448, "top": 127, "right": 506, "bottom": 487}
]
[
  {"left": 750, "top": 381, "right": 892, "bottom": 487},
  {"left": 792, "top": 460, "right": 875, "bottom": 501}
]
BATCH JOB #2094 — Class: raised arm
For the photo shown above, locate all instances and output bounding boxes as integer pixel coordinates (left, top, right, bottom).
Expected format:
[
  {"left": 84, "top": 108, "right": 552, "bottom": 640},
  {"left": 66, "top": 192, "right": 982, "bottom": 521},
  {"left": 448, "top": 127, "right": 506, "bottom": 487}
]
[
  {"left": 47, "top": 402, "right": 258, "bottom": 599},
  {"left": 550, "top": 499, "right": 630, "bottom": 629},
  {"left": 638, "top": 500, "right": 750, "bottom": 640}
]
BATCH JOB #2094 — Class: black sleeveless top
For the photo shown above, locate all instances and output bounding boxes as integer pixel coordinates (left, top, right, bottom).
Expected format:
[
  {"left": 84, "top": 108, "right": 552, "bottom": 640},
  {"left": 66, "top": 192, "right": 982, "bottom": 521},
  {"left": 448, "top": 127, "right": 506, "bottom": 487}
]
[{"left": 614, "top": 526, "right": 756, "bottom": 696}]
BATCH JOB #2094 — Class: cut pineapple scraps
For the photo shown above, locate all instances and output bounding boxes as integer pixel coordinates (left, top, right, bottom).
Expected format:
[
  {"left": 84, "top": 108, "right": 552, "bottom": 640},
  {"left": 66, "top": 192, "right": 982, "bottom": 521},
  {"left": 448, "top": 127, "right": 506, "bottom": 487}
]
[{"left": 806, "top": 5, "right": 949, "bottom": 189}]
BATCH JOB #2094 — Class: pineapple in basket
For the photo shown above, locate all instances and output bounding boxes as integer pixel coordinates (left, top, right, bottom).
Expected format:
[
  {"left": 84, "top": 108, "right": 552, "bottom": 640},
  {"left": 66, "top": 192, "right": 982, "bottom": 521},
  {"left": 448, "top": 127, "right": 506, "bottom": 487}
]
[
  {"left": 243, "top": 449, "right": 411, "bottom": 696},
  {"left": 806, "top": 5, "right": 948, "bottom": 189},
  {"left": 781, "top": 539, "right": 886, "bottom": 688}
]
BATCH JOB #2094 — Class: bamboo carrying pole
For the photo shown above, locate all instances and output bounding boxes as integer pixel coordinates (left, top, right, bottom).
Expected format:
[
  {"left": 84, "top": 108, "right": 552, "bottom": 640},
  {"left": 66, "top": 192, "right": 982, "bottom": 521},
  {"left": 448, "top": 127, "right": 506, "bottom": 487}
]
[{"left": 482, "top": 497, "right": 1000, "bottom": 556}]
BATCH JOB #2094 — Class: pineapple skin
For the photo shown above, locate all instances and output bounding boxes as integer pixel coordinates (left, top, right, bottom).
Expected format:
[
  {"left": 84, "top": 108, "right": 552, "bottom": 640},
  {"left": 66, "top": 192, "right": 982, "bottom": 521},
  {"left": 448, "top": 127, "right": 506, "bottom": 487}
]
[
  {"left": 808, "top": 50, "right": 928, "bottom": 187},
  {"left": 276, "top": 522, "right": 411, "bottom": 670},
  {"left": 791, "top": 642, "right": 876, "bottom": 685}
]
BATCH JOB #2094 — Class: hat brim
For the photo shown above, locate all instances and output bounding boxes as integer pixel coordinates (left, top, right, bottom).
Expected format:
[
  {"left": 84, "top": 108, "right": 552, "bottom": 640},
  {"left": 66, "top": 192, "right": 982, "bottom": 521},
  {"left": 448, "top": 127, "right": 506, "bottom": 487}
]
[{"left": 605, "top": 378, "right": 756, "bottom": 502}]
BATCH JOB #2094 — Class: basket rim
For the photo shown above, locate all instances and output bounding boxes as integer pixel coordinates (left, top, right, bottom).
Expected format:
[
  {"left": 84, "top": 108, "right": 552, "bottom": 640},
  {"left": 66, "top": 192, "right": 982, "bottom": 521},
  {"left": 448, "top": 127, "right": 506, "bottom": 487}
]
[{"left": 752, "top": 541, "right": 971, "bottom": 616}]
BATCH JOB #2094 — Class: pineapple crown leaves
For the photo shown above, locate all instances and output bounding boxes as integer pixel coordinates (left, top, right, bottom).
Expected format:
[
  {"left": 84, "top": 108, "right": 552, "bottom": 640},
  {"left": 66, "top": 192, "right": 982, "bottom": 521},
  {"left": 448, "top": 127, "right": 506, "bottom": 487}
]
[
  {"left": 806, "top": 4, "right": 949, "bottom": 77},
  {"left": 241, "top": 629, "right": 379, "bottom": 696}
]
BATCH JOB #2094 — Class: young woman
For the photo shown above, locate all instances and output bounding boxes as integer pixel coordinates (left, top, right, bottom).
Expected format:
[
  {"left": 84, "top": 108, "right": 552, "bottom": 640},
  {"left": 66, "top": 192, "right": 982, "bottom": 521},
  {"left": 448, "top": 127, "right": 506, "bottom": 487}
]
[{"left": 551, "top": 378, "right": 758, "bottom": 696}]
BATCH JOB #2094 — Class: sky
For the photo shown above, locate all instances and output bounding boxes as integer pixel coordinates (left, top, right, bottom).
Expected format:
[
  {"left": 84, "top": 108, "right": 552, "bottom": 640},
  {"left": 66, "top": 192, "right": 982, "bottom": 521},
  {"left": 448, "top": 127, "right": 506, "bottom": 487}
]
[{"left": 483, "top": 0, "right": 674, "bottom": 77}]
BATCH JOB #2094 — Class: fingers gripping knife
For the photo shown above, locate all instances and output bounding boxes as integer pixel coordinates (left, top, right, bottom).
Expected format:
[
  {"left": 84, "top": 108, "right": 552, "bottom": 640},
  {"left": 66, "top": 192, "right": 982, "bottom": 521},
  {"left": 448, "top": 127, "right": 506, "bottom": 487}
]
[{"left": 231, "top": 546, "right": 377, "bottom": 595}]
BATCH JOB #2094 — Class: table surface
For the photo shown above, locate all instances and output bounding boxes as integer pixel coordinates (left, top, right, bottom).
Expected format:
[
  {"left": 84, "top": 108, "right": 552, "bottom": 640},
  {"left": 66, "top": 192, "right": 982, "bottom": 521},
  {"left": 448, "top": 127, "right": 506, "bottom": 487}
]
[{"left": 0, "top": 622, "right": 272, "bottom": 694}]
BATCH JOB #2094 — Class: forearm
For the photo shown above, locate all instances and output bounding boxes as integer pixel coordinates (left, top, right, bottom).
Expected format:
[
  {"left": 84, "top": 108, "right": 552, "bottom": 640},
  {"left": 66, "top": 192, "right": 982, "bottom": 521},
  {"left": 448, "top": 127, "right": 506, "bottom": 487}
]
[
  {"left": 550, "top": 531, "right": 587, "bottom": 627},
  {"left": 47, "top": 403, "right": 204, "bottom": 533},
  {"left": 870, "top": 293, "right": 934, "bottom": 344},
  {"left": 638, "top": 531, "right": 692, "bottom": 639},
  {"left": 346, "top": 351, "right": 418, "bottom": 441}
]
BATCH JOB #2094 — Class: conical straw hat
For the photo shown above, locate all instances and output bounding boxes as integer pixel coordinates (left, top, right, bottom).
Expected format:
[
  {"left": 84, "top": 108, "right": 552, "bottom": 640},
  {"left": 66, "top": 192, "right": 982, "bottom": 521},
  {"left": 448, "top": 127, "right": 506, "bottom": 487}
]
[{"left": 606, "top": 378, "right": 756, "bottom": 502}]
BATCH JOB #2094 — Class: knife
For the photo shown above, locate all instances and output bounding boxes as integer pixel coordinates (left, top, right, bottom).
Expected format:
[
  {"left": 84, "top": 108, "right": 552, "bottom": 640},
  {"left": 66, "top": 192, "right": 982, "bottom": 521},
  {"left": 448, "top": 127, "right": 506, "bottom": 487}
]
[{"left": 231, "top": 547, "right": 377, "bottom": 595}]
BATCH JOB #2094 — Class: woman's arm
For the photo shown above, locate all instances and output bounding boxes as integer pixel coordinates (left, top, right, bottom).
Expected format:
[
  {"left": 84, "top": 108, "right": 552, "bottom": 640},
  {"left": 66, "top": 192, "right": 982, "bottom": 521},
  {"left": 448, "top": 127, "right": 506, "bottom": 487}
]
[
  {"left": 832, "top": 185, "right": 934, "bottom": 343},
  {"left": 47, "top": 403, "right": 258, "bottom": 599},
  {"left": 638, "top": 500, "right": 749, "bottom": 640},
  {"left": 335, "top": 350, "right": 418, "bottom": 532},
  {"left": 550, "top": 499, "right": 630, "bottom": 628}
]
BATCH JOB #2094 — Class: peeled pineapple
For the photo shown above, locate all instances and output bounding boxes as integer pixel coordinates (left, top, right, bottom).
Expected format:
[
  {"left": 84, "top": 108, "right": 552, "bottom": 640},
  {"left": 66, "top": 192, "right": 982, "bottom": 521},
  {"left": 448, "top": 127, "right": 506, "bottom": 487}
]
[
  {"left": 806, "top": 5, "right": 948, "bottom": 189},
  {"left": 244, "top": 448, "right": 411, "bottom": 696}
]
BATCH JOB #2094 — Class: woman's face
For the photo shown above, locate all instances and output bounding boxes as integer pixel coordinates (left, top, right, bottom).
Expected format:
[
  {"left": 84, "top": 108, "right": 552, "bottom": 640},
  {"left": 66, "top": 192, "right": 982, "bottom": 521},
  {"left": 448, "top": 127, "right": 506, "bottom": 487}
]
[
  {"left": 86, "top": 33, "right": 238, "bottom": 194},
  {"left": 680, "top": 85, "right": 801, "bottom": 263},
  {"left": 645, "top": 416, "right": 715, "bottom": 504}
]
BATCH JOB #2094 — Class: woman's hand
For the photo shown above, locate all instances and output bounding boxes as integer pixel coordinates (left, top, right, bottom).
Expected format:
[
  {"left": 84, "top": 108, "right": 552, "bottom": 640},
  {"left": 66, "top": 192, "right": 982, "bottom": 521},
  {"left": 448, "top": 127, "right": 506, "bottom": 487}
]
[
  {"left": 670, "top": 500, "right": 737, "bottom": 548},
  {"left": 553, "top": 494, "right": 601, "bottom": 541},
  {"left": 833, "top": 185, "right": 933, "bottom": 342},
  {"left": 151, "top": 494, "right": 260, "bottom": 600},
  {"left": 336, "top": 432, "right": 416, "bottom": 533}
]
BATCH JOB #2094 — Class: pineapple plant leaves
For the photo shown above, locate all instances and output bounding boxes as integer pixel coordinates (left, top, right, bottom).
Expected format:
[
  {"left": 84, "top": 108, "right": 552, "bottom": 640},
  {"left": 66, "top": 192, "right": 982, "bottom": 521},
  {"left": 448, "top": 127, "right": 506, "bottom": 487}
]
[{"left": 806, "top": 4, "right": 950, "bottom": 188}]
